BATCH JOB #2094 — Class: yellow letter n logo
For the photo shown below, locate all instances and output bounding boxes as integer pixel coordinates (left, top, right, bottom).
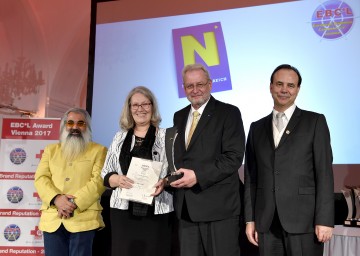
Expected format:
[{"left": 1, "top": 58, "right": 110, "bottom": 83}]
[
  {"left": 173, "top": 22, "right": 232, "bottom": 98},
  {"left": 181, "top": 32, "right": 219, "bottom": 67}
]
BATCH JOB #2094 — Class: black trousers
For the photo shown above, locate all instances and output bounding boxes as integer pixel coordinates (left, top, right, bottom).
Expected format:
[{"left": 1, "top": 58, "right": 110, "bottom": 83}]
[
  {"left": 258, "top": 211, "right": 323, "bottom": 256},
  {"left": 179, "top": 216, "right": 240, "bottom": 256}
]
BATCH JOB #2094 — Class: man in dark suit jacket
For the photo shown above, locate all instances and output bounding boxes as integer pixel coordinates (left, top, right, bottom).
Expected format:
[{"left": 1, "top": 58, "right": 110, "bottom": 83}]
[
  {"left": 244, "top": 64, "right": 334, "bottom": 256},
  {"left": 169, "top": 63, "right": 245, "bottom": 256}
]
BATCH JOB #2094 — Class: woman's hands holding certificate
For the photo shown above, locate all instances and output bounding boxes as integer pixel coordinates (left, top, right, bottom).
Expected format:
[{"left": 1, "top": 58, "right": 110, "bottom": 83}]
[{"left": 109, "top": 174, "right": 134, "bottom": 189}]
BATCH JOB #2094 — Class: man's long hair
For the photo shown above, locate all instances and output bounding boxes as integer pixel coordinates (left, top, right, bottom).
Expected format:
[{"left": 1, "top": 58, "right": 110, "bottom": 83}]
[{"left": 59, "top": 108, "right": 92, "bottom": 162}]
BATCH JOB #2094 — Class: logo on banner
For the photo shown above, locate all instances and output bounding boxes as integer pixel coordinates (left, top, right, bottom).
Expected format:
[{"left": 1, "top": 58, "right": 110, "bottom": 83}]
[
  {"left": 7, "top": 186, "right": 24, "bottom": 203},
  {"left": 311, "top": 0, "right": 354, "bottom": 39},
  {"left": 36, "top": 149, "right": 44, "bottom": 160},
  {"left": 10, "top": 148, "right": 27, "bottom": 165},
  {"left": 30, "top": 226, "right": 43, "bottom": 241},
  {"left": 33, "top": 192, "right": 41, "bottom": 202},
  {"left": 4, "top": 224, "right": 21, "bottom": 242},
  {"left": 172, "top": 22, "right": 232, "bottom": 98}
]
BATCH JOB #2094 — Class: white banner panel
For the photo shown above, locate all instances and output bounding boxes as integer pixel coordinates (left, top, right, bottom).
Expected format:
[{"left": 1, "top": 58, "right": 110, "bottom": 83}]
[{"left": 0, "top": 117, "right": 60, "bottom": 256}]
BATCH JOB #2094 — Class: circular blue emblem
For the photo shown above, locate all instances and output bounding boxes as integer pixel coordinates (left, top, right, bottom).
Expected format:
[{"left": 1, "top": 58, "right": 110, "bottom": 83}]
[
  {"left": 311, "top": 0, "right": 354, "bottom": 40},
  {"left": 4, "top": 224, "right": 21, "bottom": 242},
  {"left": 10, "top": 148, "right": 27, "bottom": 165},
  {"left": 7, "top": 186, "right": 24, "bottom": 203}
]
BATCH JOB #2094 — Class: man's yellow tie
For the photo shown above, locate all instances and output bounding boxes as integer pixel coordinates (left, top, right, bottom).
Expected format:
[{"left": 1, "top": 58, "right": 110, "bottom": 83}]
[{"left": 187, "top": 111, "right": 200, "bottom": 148}]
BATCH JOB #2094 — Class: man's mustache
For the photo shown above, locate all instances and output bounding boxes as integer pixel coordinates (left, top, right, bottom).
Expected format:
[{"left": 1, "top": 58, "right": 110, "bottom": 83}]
[{"left": 68, "top": 129, "right": 82, "bottom": 137}]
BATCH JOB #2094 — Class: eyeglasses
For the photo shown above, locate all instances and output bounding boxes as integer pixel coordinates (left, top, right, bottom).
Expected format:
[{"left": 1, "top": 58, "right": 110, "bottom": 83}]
[
  {"left": 130, "top": 102, "right": 152, "bottom": 111},
  {"left": 184, "top": 81, "right": 209, "bottom": 91},
  {"left": 65, "top": 120, "right": 86, "bottom": 128}
]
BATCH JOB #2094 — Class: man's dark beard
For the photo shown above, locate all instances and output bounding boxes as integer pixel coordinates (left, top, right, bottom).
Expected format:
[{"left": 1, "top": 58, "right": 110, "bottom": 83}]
[{"left": 60, "top": 128, "right": 91, "bottom": 161}]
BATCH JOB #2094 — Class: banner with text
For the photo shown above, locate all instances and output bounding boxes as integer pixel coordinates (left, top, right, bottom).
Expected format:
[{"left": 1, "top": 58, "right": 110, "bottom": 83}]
[{"left": 0, "top": 117, "right": 60, "bottom": 256}]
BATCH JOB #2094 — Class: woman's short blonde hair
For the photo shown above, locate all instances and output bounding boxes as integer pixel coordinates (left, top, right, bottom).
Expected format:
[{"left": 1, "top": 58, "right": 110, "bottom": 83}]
[{"left": 120, "top": 86, "right": 162, "bottom": 130}]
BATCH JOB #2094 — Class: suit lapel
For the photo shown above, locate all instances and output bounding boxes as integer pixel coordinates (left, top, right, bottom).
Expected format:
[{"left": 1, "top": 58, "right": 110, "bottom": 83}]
[
  {"left": 177, "top": 105, "right": 191, "bottom": 152},
  {"left": 264, "top": 113, "right": 275, "bottom": 149},
  {"left": 277, "top": 107, "right": 302, "bottom": 148}
]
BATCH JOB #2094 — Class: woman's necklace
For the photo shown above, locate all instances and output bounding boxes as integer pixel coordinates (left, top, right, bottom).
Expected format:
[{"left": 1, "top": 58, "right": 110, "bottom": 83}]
[
  {"left": 134, "top": 126, "right": 149, "bottom": 138},
  {"left": 135, "top": 136, "right": 144, "bottom": 146}
]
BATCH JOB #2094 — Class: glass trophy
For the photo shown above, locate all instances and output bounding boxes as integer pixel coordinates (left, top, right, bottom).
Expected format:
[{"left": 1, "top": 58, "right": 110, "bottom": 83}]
[
  {"left": 353, "top": 187, "right": 360, "bottom": 227},
  {"left": 164, "top": 127, "right": 183, "bottom": 183},
  {"left": 342, "top": 186, "right": 358, "bottom": 227}
]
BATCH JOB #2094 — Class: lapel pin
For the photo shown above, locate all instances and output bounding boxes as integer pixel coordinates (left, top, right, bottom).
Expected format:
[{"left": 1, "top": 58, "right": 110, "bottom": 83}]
[{"left": 286, "top": 130, "right": 290, "bottom": 134}]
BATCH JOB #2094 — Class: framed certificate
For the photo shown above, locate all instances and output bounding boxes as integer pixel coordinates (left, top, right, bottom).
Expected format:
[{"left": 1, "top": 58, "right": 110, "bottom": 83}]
[{"left": 119, "top": 157, "right": 162, "bottom": 205}]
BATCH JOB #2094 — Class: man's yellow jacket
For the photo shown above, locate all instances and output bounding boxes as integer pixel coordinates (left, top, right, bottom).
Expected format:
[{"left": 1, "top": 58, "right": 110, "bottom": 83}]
[{"left": 34, "top": 142, "right": 107, "bottom": 233}]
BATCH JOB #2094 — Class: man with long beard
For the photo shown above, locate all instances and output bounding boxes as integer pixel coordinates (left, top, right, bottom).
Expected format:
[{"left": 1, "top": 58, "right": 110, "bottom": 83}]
[{"left": 34, "top": 108, "right": 107, "bottom": 256}]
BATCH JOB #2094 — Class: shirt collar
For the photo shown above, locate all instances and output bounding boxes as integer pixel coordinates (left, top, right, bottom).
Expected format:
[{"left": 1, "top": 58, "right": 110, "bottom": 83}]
[{"left": 273, "top": 104, "right": 296, "bottom": 121}]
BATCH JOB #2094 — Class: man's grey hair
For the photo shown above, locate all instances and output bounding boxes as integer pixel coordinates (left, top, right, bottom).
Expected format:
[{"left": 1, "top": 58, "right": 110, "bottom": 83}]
[{"left": 182, "top": 63, "right": 211, "bottom": 84}]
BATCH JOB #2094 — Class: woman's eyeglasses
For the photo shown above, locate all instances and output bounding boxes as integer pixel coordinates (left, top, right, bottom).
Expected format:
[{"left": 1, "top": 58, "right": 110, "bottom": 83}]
[
  {"left": 65, "top": 120, "right": 86, "bottom": 128},
  {"left": 130, "top": 102, "right": 152, "bottom": 111}
]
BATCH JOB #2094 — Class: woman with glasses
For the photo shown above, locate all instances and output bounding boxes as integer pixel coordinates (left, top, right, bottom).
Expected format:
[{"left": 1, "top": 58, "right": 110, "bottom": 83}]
[{"left": 101, "top": 86, "right": 175, "bottom": 256}]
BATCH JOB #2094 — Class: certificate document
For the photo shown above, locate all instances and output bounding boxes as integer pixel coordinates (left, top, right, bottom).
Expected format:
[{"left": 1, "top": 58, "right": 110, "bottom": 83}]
[{"left": 119, "top": 157, "right": 162, "bottom": 205}]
